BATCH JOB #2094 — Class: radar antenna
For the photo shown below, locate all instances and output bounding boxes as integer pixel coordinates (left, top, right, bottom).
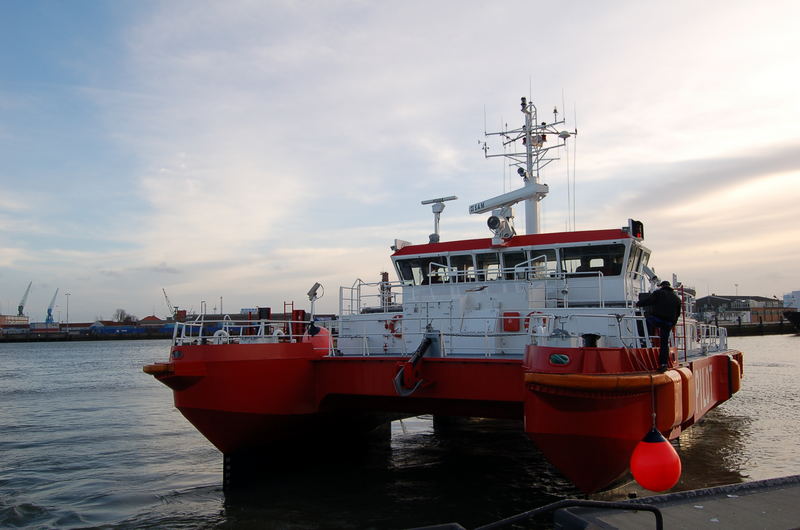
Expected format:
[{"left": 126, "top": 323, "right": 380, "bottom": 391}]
[
  {"left": 421, "top": 196, "right": 457, "bottom": 243},
  {"left": 474, "top": 97, "right": 576, "bottom": 236}
]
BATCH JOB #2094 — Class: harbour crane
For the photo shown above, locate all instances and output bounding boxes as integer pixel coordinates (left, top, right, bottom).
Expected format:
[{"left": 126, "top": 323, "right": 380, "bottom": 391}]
[
  {"left": 45, "top": 288, "right": 59, "bottom": 325},
  {"left": 162, "top": 288, "right": 178, "bottom": 319},
  {"left": 18, "top": 281, "right": 32, "bottom": 316}
]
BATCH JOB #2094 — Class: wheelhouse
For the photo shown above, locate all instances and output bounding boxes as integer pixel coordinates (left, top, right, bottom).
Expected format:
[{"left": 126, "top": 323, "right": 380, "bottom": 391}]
[{"left": 391, "top": 228, "right": 651, "bottom": 308}]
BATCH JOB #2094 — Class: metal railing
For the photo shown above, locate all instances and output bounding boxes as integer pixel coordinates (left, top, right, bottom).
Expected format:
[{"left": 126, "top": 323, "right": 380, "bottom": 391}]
[
  {"left": 172, "top": 315, "right": 335, "bottom": 355},
  {"left": 170, "top": 308, "right": 728, "bottom": 360},
  {"left": 336, "top": 311, "right": 657, "bottom": 357},
  {"left": 336, "top": 308, "right": 729, "bottom": 358},
  {"left": 340, "top": 278, "right": 404, "bottom": 316},
  {"left": 339, "top": 271, "right": 620, "bottom": 317}
]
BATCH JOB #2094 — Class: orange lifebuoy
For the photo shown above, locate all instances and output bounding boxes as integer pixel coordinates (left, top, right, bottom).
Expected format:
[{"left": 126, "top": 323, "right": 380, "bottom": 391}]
[
  {"left": 385, "top": 314, "right": 403, "bottom": 338},
  {"left": 523, "top": 311, "right": 547, "bottom": 330}
]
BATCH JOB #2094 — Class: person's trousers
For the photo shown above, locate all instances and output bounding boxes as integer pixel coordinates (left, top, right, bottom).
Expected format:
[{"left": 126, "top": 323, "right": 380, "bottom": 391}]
[{"left": 646, "top": 316, "right": 674, "bottom": 367}]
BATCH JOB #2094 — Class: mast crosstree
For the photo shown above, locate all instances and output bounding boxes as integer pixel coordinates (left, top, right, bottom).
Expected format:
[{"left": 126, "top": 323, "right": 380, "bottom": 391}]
[{"left": 473, "top": 97, "right": 576, "bottom": 236}]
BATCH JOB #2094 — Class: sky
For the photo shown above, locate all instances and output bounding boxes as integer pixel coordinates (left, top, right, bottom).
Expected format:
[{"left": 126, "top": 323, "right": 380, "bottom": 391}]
[{"left": 1, "top": 0, "right": 799, "bottom": 322}]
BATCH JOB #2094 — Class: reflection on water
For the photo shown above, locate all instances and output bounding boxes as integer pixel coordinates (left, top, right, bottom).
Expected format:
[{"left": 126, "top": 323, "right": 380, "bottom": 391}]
[
  {"left": 219, "top": 417, "right": 578, "bottom": 529},
  {"left": 1, "top": 334, "right": 799, "bottom": 528},
  {"left": 673, "top": 407, "right": 751, "bottom": 489},
  {"left": 602, "top": 334, "right": 800, "bottom": 500}
]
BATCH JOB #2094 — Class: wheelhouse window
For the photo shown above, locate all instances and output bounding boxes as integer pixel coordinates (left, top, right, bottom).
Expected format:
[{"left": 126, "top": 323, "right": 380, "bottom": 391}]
[
  {"left": 475, "top": 252, "right": 501, "bottom": 281},
  {"left": 627, "top": 245, "right": 649, "bottom": 278},
  {"left": 501, "top": 248, "right": 558, "bottom": 279},
  {"left": 640, "top": 251, "right": 650, "bottom": 272},
  {"left": 449, "top": 254, "right": 475, "bottom": 282},
  {"left": 561, "top": 244, "right": 626, "bottom": 277},
  {"left": 529, "top": 249, "right": 558, "bottom": 278},
  {"left": 501, "top": 250, "right": 527, "bottom": 279},
  {"left": 395, "top": 256, "right": 449, "bottom": 285}
]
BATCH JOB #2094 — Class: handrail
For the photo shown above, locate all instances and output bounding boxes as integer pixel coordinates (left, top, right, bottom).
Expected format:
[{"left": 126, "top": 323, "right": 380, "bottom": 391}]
[
  {"left": 171, "top": 317, "right": 333, "bottom": 348},
  {"left": 340, "top": 270, "right": 622, "bottom": 316},
  {"left": 340, "top": 278, "right": 404, "bottom": 316},
  {"left": 512, "top": 254, "right": 550, "bottom": 280},
  {"left": 334, "top": 309, "right": 726, "bottom": 358},
  {"left": 171, "top": 308, "right": 726, "bottom": 359}
]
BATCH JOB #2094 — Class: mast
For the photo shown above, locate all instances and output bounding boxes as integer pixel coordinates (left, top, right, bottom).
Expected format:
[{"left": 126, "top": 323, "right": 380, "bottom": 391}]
[{"left": 475, "top": 97, "right": 575, "bottom": 235}]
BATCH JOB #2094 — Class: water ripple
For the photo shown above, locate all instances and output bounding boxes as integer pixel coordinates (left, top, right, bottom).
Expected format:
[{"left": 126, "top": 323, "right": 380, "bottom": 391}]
[{"left": 1, "top": 336, "right": 799, "bottom": 527}]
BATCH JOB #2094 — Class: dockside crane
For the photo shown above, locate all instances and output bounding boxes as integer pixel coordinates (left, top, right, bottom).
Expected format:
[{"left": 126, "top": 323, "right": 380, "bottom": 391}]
[
  {"left": 162, "top": 288, "right": 178, "bottom": 319},
  {"left": 18, "top": 281, "right": 32, "bottom": 316},
  {"left": 45, "top": 288, "right": 59, "bottom": 325}
]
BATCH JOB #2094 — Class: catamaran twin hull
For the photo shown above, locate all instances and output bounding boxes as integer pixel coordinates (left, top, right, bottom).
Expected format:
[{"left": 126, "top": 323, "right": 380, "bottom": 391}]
[
  {"left": 144, "top": 96, "right": 743, "bottom": 493},
  {"left": 145, "top": 340, "right": 742, "bottom": 493}
]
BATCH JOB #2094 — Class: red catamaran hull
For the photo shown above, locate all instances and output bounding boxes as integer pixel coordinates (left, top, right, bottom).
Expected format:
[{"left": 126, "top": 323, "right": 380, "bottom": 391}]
[
  {"left": 148, "top": 342, "right": 523, "bottom": 452},
  {"left": 523, "top": 345, "right": 743, "bottom": 492},
  {"left": 145, "top": 341, "right": 742, "bottom": 492}
]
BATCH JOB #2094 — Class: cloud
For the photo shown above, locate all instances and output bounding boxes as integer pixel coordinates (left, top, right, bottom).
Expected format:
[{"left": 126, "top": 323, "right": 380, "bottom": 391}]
[
  {"left": 0, "top": 247, "right": 29, "bottom": 268},
  {"left": 4, "top": 1, "right": 800, "bottom": 320},
  {"left": 610, "top": 144, "right": 800, "bottom": 212},
  {"left": 133, "top": 262, "right": 180, "bottom": 274}
]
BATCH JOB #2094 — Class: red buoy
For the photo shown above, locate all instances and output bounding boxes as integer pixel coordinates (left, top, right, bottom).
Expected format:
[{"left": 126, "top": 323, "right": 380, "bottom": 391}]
[{"left": 630, "top": 428, "right": 682, "bottom": 492}]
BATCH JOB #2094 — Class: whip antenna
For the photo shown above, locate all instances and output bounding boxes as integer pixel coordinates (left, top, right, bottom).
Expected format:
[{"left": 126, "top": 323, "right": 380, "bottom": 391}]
[{"left": 573, "top": 102, "right": 578, "bottom": 230}]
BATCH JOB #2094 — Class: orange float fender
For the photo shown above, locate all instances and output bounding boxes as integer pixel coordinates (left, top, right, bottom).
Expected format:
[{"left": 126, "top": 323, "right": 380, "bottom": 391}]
[
  {"left": 524, "top": 371, "right": 674, "bottom": 392},
  {"left": 655, "top": 370, "right": 683, "bottom": 431},
  {"left": 525, "top": 370, "right": 683, "bottom": 430},
  {"left": 675, "top": 366, "right": 696, "bottom": 423},
  {"left": 143, "top": 363, "right": 173, "bottom": 375},
  {"left": 729, "top": 358, "right": 741, "bottom": 395}
]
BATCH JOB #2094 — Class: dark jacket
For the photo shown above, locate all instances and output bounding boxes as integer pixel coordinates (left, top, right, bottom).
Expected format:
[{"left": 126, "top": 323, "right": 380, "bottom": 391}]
[{"left": 638, "top": 286, "right": 682, "bottom": 324}]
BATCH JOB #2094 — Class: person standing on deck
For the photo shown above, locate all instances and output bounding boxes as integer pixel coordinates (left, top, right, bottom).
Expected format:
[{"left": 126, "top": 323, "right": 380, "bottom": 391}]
[{"left": 637, "top": 281, "right": 683, "bottom": 369}]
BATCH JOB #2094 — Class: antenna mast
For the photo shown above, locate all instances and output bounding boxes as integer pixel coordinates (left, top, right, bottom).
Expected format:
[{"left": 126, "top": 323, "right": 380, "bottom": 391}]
[{"left": 476, "top": 97, "right": 576, "bottom": 235}]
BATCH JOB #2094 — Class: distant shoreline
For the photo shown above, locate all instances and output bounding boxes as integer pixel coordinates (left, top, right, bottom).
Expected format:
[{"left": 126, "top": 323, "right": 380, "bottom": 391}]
[
  {"left": 0, "top": 332, "right": 172, "bottom": 343},
  {"left": 722, "top": 322, "right": 797, "bottom": 336}
]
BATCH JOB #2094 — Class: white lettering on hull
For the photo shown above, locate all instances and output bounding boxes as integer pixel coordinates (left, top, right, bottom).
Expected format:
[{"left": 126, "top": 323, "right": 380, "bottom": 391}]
[{"left": 694, "top": 362, "right": 714, "bottom": 416}]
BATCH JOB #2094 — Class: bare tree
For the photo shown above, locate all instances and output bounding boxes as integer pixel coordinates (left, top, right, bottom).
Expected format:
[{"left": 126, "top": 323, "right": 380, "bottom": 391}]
[{"left": 113, "top": 309, "right": 137, "bottom": 323}]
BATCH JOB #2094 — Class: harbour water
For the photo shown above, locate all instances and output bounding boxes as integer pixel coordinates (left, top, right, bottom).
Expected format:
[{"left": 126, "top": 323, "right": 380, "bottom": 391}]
[{"left": 1, "top": 335, "right": 798, "bottom": 528}]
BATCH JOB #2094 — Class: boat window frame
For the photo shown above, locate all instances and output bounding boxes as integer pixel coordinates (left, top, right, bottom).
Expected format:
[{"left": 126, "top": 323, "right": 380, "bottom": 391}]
[
  {"left": 513, "top": 248, "right": 558, "bottom": 279},
  {"left": 394, "top": 255, "right": 450, "bottom": 285},
  {"left": 474, "top": 251, "right": 502, "bottom": 281},
  {"left": 501, "top": 250, "right": 529, "bottom": 279},
  {"left": 558, "top": 243, "right": 628, "bottom": 278},
  {"left": 448, "top": 253, "right": 476, "bottom": 282}
]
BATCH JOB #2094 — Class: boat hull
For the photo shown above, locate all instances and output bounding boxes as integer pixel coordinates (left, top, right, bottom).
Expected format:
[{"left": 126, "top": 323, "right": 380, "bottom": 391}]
[
  {"left": 145, "top": 341, "right": 743, "bottom": 493},
  {"left": 784, "top": 310, "right": 800, "bottom": 332},
  {"left": 146, "top": 342, "right": 524, "bottom": 453},
  {"left": 522, "top": 346, "right": 743, "bottom": 492}
]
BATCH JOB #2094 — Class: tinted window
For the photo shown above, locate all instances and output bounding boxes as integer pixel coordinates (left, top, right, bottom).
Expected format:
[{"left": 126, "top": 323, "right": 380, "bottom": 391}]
[
  {"left": 561, "top": 244, "right": 626, "bottom": 276},
  {"left": 395, "top": 256, "right": 449, "bottom": 285},
  {"left": 502, "top": 251, "right": 527, "bottom": 279},
  {"left": 627, "top": 246, "right": 642, "bottom": 276},
  {"left": 450, "top": 254, "right": 476, "bottom": 282},
  {"left": 530, "top": 249, "right": 558, "bottom": 277},
  {"left": 475, "top": 252, "right": 501, "bottom": 281}
]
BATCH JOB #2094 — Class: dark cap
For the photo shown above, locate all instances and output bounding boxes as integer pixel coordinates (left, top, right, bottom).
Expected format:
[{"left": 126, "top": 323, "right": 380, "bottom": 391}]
[{"left": 659, "top": 281, "right": 672, "bottom": 288}]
